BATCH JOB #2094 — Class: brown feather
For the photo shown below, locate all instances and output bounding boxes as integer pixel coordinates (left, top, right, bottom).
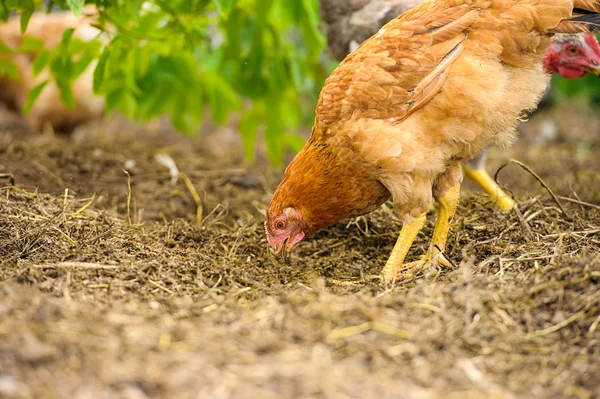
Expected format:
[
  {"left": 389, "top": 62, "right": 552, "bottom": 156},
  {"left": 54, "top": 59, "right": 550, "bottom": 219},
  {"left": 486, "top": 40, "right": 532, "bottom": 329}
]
[
  {"left": 401, "top": 35, "right": 466, "bottom": 122},
  {"left": 428, "top": 10, "right": 479, "bottom": 43},
  {"left": 574, "top": 0, "right": 600, "bottom": 12}
]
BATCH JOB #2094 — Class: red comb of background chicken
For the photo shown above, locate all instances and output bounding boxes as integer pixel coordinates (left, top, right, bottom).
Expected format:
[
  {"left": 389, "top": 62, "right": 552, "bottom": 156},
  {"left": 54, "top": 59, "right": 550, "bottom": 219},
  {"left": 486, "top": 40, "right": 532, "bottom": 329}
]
[{"left": 584, "top": 33, "right": 600, "bottom": 54}]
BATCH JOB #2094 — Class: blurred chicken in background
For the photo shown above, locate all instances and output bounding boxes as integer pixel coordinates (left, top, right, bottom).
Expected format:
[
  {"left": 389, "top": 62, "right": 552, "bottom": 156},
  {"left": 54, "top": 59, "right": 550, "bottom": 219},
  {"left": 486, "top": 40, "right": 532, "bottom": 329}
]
[
  {"left": 319, "top": 0, "right": 600, "bottom": 210},
  {"left": 319, "top": 0, "right": 421, "bottom": 60},
  {"left": 0, "top": 10, "right": 105, "bottom": 134}
]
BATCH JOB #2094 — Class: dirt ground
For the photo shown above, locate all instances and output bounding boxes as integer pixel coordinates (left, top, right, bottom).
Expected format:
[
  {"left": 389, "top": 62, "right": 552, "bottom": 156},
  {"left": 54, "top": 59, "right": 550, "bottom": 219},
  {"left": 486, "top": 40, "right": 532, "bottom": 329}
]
[{"left": 0, "top": 101, "right": 599, "bottom": 399}]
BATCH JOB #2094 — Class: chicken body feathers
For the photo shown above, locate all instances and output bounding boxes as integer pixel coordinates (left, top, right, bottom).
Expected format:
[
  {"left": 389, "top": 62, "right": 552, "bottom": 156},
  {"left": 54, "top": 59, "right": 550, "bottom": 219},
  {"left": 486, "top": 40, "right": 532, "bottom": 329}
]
[{"left": 315, "top": 0, "right": 573, "bottom": 133}]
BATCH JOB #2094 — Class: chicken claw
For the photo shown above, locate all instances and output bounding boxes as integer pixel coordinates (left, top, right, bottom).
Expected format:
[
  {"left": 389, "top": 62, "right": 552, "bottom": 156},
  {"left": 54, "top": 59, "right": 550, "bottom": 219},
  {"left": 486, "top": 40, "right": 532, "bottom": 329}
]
[
  {"left": 381, "top": 212, "right": 427, "bottom": 283},
  {"left": 462, "top": 164, "right": 515, "bottom": 211},
  {"left": 390, "top": 250, "right": 454, "bottom": 282},
  {"left": 381, "top": 183, "right": 460, "bottom": 284}
]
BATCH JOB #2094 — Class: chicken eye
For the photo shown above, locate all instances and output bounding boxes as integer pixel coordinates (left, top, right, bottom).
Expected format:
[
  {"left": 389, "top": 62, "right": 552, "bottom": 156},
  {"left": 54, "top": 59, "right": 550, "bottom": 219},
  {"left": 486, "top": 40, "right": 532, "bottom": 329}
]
[
  {"left": 568, "top": 47, "right": 578, "bottom": 55},
  {"left": 275, "top": 220, "right": 286, "bottom": 230}
]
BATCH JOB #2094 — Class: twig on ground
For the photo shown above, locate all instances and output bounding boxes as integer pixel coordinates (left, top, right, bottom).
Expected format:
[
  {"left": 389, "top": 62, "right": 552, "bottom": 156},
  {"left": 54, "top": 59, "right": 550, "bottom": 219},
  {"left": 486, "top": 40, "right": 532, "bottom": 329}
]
[
  {"left": 524, "top": 302, "right": 594, "bottom": 339},
  {"left": 148, "top": 279, "right": 174, "bottom": 295},
  {"left": 32, "top": 262, "right": 120, "bottom": 270},
  {"left": 123, "top": 169, "right": 133, "bottom": 225},
  {"left": 327, "top": 321, "right": 413, "bottom": 341},
  {"left": 180, "top": 172, "right": 203, "bottom": 226},
  {"left": 557, "top": 196, "right": 600, "bottom": 211}
]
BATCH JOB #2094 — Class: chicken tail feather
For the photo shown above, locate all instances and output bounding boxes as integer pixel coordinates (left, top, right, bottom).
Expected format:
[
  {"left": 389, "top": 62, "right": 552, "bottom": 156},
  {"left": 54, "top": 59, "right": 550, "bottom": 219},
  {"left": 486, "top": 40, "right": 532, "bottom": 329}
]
[
  {"left": 571, "top": 13, "right": 600, "bottom": 30},
  {"left": 550, "top": 2, "right": 600, "bottom": 33},
  {"left": 573, "top": 0, "right": 600, "bottom": 14}
]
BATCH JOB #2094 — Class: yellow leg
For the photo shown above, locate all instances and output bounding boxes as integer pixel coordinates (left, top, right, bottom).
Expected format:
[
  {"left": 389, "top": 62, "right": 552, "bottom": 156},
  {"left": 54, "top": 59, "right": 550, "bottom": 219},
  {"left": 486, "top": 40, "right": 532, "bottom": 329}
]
[
  {"left": 380, "top": 212, "right": 427, "bottom": 283},
  {"left": 462, "top": 164, "right": 515, "bottom": 211},
  {"left": 430, "top": 182, "right": 460, "bottom": 256},
  {"left": 381, "top": 183, "right": 461, "bottom": 284}
]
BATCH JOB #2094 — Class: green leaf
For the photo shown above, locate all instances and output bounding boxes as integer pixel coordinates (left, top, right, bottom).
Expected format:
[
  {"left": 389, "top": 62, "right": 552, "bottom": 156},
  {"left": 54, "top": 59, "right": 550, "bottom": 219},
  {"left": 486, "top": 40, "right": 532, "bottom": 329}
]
[
  {"left": 20, "top": 0, "right": 34, "bottom": 34},
  {"left": 60, "top": 28, "right": 75, "bottom": 56},
  {"left": 62, "top": 28, "right": 75, "bottom": 42},
  {"left": 19, "top": 36, "right": 45, "bottom": 52},
  {"left": 280, "top": 94, "right": 301, "bottom": 129},
  {"left": 222, "top": 9, "right": 242, "bottom": 64},
  {"left": 275, "top": 0, "right": 303, "bottom": 23},
  {"left": 143, "top": 81, "right": 173, "bottom": 118},
  {"left": 32, "top": 50, "right": 51, "bottom": 76},
  {"left": 171, "top": 104, "right": 195, "bottom": 135},
  {"left": 105, "top": 89, "right": 123, "bottom": 113},
  {"left": 66, "top": 0, "right": 84, "bottom": 17},
  {"left": 22, "top": 80, "right": 49, "bottom": 114},
  {"left": 0, "top": 58, "right": 20, "bottom": 80},
  {"left": 0, "top": 1, "right": 9, "bottom": 23},
  {"left": 239, "top": 106, "right": 261, "bottom": 160},
  {"left": 264, "top": 98, "right": 284, "bottom": 165},
  {"left": 55, "top": 28, "right": 75, "bottom": 73},
  {"left": 71, "top": 40, "right": 102, "bottom": 76},
  {"left": 205, "top": 71, "right": 241, "bottom": 124},
  {"left": 300, "top": 0, "right": 320, "bottom": 26},
  {"left": 121, "top": 92, "right": 137, "bottom": 118},
  {"left": 56, "top": 77, "right": 76, "bottom": 109},
  {"left": 285, "top": 134, "right": 306, "bottom": 153},
  {"left": 214, "top": 0, "right": 234, "bottom": 15},
  {"left": 0, "top": 39, "right": 12, "bottom": 54},
  {"left": 172, "top": 89, "right": 203, "bottom": 135},
  {"left": 299, "top": 0, "right": 326, "bottom": 56},
  {"left": 106, "top": 88, "right": 137, "bottom": 118},
  {"left": 93, "top": 48, "right": 110, "bottom": 93}
]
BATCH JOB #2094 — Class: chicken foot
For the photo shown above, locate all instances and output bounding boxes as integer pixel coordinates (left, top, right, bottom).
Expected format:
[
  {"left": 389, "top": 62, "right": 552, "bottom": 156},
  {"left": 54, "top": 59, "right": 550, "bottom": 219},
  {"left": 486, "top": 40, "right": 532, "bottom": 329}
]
[
  {"left": 380, "top": 212, "right": 427, "bottom": 283},
  {"left": 462, "top": 164, "right": 515, "bottom": 211},
  {"left": 381, "top": 183, "right": 460, "bottom": 284}
]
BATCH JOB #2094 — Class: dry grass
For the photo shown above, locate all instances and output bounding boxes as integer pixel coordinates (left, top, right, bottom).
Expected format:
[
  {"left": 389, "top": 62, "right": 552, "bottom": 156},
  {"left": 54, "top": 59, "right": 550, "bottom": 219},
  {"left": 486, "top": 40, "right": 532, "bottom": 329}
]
[{"left": 0, "top": 104, "right": 599, "bottom": 399}]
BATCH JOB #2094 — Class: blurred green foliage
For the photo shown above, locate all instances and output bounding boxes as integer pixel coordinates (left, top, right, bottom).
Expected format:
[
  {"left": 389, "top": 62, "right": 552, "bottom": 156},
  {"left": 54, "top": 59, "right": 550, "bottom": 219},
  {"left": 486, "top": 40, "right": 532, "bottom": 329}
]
[
  {"left": 0, "top": 0, "right": 328, "bottom": 165},
  {"left": 1, "top": 2, "right": 599, "bottom": 164},
  {"left": 552, "top": 73, "right": 600, "bottom": 104}
]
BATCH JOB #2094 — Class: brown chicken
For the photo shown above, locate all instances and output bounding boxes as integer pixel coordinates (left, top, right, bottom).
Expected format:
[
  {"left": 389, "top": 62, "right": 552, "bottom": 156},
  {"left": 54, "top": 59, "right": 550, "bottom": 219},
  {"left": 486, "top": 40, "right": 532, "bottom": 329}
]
[
  {"left": 0, "top": 11, "right": 104, "bottom": 133},
  {"left": 266, "top": 0, "right": 600, "bottom": 283}
]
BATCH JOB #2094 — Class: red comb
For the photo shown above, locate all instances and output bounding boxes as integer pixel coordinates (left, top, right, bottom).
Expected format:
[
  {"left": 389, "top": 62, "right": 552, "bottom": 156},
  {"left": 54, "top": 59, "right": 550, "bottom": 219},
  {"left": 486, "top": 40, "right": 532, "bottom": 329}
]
[{"left": 584, "top": 34, "right": 600, "bottom": 56}]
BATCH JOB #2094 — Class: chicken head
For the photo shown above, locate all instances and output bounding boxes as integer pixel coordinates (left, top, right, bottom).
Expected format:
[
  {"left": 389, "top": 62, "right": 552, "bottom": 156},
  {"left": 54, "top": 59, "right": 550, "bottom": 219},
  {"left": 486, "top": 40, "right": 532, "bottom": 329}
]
[
  {"left": 544, "top": 33, "right": 600, "bottom": 78},
  {"left": 265, "top": 207, "right": 306, "bottom": 259}
]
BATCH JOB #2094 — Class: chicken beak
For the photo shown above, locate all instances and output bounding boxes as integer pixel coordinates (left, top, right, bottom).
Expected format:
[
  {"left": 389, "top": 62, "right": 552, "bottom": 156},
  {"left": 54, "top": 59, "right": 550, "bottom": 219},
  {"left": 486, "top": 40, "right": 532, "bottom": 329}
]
[
  {"left": 586, "top": 63, "right": 600, "bottom": 76},
  {"left": 272, "top": 237, "right": 291, "bottom": 263}
]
